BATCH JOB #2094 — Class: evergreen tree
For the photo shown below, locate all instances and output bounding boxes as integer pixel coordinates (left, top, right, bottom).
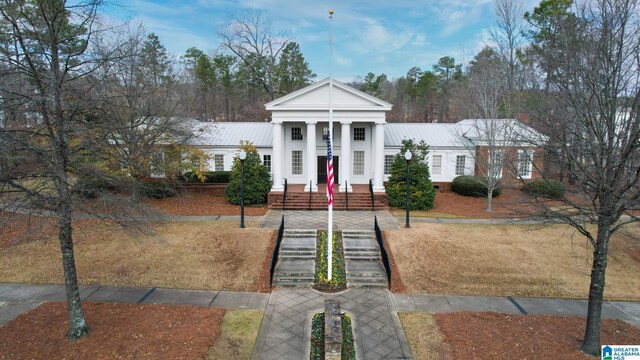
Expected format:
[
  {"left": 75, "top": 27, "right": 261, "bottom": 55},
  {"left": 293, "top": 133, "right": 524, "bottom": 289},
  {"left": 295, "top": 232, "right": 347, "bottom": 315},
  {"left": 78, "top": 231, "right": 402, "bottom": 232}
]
[
  {"left": 225, "top": 141, "right": 271, "bottom": 205},
  {"left": 385, "top": 139, "right": 436, "bottom": 210},
  {"left": 277, "top": 42, "right": 316, "bottom": 94}
]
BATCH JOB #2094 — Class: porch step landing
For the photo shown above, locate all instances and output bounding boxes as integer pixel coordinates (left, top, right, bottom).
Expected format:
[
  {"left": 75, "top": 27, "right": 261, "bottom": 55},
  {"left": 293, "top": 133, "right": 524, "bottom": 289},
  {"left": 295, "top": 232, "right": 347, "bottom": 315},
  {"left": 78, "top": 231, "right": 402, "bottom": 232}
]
[{"left": 273, "top": 229, "right": 316, "bottom": 288}]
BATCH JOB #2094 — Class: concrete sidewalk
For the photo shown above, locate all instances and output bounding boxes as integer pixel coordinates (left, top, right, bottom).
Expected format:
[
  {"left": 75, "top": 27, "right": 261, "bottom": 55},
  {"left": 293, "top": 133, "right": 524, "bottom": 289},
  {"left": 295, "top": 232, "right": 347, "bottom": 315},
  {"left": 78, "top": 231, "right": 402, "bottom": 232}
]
[
  {"left": 0, "top": 283, "right": 269, "bottom": 327},
  {"left": 2, "top": 283, "right": 640, "bottom": 359},
  {"left": 392, "top": 293, "right": 640, "bottom": 328}
]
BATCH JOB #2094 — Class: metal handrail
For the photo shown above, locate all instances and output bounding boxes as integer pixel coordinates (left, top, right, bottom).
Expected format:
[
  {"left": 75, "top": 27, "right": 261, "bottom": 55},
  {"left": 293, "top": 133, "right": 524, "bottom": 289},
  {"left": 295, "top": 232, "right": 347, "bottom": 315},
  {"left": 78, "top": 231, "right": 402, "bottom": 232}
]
[
  {"left": 344, "top": 180, "right": 349, "bottom": 211},
  {"left": 282, "top": 179, "right": 288, "bottom": 210},
  {"left": 269, "top": 215, "right": 285, "bottom": 288},
  {"left": 369, "top": 179, "right": 375, "bottom": 211},
  {"left": 374, "top": 216, "right": 391, "bottom": 289}
]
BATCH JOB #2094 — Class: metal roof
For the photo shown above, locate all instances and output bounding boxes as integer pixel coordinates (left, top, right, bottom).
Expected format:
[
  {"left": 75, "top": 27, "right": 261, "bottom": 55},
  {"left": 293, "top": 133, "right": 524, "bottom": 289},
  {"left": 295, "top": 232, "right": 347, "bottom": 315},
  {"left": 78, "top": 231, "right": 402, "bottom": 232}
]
[
  {"left": 185, "top": 121, "right": 273, "bottom": 147},
  {"left": 182, "top": 119, "right": 544, "bottom": 148},
  {"left": 385, "top": 123, "right": 471, "bottom": 148}
]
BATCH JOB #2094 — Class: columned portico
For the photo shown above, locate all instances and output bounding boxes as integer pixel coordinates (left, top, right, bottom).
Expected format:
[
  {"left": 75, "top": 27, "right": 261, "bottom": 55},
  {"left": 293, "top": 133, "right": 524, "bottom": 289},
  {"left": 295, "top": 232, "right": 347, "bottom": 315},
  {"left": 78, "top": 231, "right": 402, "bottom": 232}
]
[
  {"left": 265, "top": 78, "right": 392, "bottom": 194},
  {"left": 373, "top": 122, "right": 385, "bottom": 192},
  {"left": 271, "top": 120, "right": 284, "bottom": 191},
  {"left": 339, "top": 121, "right": 352, "bottom": 192},
  {"left": 305, "top": 120, "right": 318, "bottom": 192}
]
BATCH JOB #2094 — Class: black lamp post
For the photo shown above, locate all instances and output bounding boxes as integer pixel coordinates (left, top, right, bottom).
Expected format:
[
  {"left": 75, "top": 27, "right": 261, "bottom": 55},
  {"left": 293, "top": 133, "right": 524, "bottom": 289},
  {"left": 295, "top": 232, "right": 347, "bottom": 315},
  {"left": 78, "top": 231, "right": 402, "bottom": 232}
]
[
  {"left": 239, "top": 149, "right": 247, "bottom": 228},
  {"left": 405, "top": 150, "right": 412, "bottom": 228}
]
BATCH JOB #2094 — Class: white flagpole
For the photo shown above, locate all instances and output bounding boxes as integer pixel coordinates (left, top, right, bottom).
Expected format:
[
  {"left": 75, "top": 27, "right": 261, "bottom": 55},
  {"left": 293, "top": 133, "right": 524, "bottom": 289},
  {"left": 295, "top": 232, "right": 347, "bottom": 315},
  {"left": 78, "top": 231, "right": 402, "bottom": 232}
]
[{"left": 327, "top": 9, "right": 334, "bottom": 281}]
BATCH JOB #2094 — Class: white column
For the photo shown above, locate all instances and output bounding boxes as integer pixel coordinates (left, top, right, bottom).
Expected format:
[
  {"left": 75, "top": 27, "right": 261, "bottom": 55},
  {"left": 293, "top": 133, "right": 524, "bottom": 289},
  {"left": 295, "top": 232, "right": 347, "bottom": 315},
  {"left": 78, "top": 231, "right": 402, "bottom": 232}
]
[
  {"left": 373, "top": 122, "right": 385, "bottom": 192},
  {"left": 305, "top": 120, "right": 318, "bottom": 192},
  {"left": 339, "top": 121, "right": 352, "bottom": 191},
  {"left": 271, "top": 121, "right": 284, "bottom": 191}
]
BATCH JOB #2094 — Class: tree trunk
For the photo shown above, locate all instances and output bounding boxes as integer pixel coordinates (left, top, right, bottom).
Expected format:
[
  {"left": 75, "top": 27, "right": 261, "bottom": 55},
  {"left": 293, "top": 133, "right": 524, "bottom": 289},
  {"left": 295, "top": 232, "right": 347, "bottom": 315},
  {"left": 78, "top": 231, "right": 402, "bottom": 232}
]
[
  {"left": 58, "top": 200, "right": 89, "bottom": 339},
  {"left": 486, "top": 188, "right": 494, "bottom": 212},
  {"left": 579, "top": 222, "right": 611, "bottom": 356}
]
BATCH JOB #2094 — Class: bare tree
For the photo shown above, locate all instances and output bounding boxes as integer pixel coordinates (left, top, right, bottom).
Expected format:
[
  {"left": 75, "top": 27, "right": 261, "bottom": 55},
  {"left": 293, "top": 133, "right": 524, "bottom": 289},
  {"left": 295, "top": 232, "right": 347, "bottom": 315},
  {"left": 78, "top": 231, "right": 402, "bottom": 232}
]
[
  {"left": 0, "top": 0, "right": 109, "bottom": 339},
  {"left": 219, "top": 10, "right": 288, "bottom": 101},
  {"left": 490, "top": 0, "right": 526, "bottom": 92},
  {"left": 526, "top": 0, "right": 640, "bottom": 355},
  {"left": 461, "top": 47, "right": 513, "bottom": 211}
]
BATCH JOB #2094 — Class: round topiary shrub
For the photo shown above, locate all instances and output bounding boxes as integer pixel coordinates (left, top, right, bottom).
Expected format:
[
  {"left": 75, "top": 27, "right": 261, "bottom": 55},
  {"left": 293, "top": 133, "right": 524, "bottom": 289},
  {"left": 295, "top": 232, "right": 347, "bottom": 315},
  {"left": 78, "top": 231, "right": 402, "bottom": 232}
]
[
  {"left": 452, "top": 175, "right": 501, "bottom": 197},
  {"left": 225, "top": 142, "right": 271, "bottom": 205},
  {"left": 523, "top": 179, "right": 566, "bottom": 199}
]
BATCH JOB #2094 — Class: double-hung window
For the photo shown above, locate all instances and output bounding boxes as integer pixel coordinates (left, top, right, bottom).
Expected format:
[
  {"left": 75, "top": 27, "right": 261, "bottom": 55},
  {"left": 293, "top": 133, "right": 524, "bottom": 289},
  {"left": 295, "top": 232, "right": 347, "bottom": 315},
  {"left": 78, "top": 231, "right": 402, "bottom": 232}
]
[
  {"left": 291, "top": 127, "right": 303, "bottom": 141},
  {"left": 214, "top": 154, "right": 224, "bottom": 171},
  {"left": 292, "top": 150, "right": 303, "bottom": 175},
  {"left": 431, "top": 155, "right": 442, "bottom": 176},
  {"left": 518, "top": 150, "right": 533, "bottom": 178},
  {"left": 263, "top": 154, "right": 271, "bottom": 173},
  {"left": 455, "top": 155, "right": 466, "bottom": 176},
  {"left": 384, "top": 155, "right": 394, "bottom": 175},
  {"left": 353, "top": 151, "right": 365, "bottom": 175}
]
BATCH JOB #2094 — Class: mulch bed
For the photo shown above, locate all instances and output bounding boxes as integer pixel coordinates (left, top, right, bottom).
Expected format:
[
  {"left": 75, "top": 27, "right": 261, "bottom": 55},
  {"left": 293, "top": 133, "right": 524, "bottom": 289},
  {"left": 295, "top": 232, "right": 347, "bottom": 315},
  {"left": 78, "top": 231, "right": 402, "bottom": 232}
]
[
  {"left": 145, "top": 191, "right": 268, "bottom": 216},
  {"left": 434, "top": 312, "right": 640, "bottom": 359},
  {"left": 0, "top": 302, "right": 225, "bottom": 359},
  {"left": 429, "top": 188, "right": 534, "bottom": 219}
]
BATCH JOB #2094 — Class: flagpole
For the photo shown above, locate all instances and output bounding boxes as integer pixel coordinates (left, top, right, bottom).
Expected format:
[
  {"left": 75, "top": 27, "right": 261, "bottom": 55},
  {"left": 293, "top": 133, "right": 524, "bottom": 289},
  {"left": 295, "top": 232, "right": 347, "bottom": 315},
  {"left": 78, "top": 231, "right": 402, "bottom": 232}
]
[{"left": 327, "top": 9, "right": 334, "bottom": 281}]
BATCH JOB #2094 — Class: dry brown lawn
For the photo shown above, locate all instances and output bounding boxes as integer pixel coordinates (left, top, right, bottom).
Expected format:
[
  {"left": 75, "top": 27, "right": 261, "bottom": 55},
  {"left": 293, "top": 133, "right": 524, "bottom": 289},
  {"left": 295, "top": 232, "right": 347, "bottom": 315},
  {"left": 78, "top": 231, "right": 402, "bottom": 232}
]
[
  {"left": 0, "top": 220, "right": 273, "bottom": 291},
  {"left": 398, "top": 313, "right": 444, "bottom": 360},
  {"left": 387, "top": 223, "right": 640, "bottom": 300}
]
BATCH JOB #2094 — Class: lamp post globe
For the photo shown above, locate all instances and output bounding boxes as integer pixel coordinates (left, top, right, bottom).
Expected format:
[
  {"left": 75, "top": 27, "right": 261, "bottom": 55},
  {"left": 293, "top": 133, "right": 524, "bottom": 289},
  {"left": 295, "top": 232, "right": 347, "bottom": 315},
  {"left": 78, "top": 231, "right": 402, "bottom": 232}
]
[
  {"left": 405, "top": 150, "right": 412, "bottom": 228},
  {"left": 239, "top": 150, "right": 247, "bottom": 228}
]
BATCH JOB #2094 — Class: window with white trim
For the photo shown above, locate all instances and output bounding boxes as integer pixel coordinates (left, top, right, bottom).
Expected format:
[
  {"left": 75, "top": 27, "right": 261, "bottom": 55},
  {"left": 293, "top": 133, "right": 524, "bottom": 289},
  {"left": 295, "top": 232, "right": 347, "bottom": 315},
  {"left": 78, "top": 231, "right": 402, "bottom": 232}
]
[
  {"left": 151, "top": 150, "right": 165, "bottom": 177},
  {"left": 353, "top": 127, "right": 365, "bottom": 141},
  {"left": 431, "top": 155, "right": 442, "bottom": 175},
  {"left": 214, "top": 154, "right": 224, "bottom": 171},
  {"left": 488, "top": 149, "right": 504, "bottom": 179},
  {"left": 353, "top": 151, "right": 365, "bottom": 175},
  {"left": 291, "top": 127, "right": 303, "bottom": 141},
  {"left": 322, "top": 126, "right": 329, "bottom": 141},
  {"left": 384, "top": 155, "right": 394, "bottom": 175},
  {"left": 292, "top": 150, "right": 303, "bottom": 175},
  {"left": 263, "top": 154, "right": 271, "bottom": 173},
  {"left": 518, "top": 150, "right": 533, "bottom": 178},
  {"left": 455, "top": 155, "right": 466, "bottom": 176}
]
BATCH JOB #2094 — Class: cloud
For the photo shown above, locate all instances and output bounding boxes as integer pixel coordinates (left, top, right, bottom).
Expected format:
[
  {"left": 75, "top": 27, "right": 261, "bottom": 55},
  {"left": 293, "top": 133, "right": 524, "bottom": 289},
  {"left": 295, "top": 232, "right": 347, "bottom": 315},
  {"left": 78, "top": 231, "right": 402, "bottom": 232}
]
[{"left": 335, "top": 55, "right": 352, "bottom": 67}]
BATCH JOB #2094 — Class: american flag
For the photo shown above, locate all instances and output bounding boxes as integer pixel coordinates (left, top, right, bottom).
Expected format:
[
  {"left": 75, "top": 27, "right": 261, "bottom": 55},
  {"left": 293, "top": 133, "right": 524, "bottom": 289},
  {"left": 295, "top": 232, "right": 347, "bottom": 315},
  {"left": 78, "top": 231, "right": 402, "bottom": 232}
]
[{"left": 326, "top": 132, "right": 334, "bottom": 206}]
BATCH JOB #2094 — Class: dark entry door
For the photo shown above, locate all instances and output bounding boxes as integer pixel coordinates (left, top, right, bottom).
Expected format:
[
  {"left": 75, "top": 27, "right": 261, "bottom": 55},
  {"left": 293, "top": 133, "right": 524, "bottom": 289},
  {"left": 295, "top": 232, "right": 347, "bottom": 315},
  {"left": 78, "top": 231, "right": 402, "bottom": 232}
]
[{"left": 317, "top": 156, "right": 339, "bottom": 185}]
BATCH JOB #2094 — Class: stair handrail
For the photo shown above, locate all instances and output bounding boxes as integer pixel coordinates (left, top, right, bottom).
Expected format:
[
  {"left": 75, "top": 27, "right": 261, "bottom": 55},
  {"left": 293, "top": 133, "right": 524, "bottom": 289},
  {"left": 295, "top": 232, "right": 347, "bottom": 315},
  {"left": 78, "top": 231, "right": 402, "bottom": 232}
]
[
  {"left": 269, "top": 215, "right": 285, "bottom": 288},
  {"left": 344, "top": 180, "right": 349, "bottom": 211},
  {"left": 368, "top": 179, "right": 375, "bottom": 211},
  {"left": 308, "top": 180, "right": 312, "bottom": 210},
  {"left": 282, "top": 178, "right": 288, "bottom": 210},
  {"left": 374, "top": 216, "right": 391, "bottom": 289}
]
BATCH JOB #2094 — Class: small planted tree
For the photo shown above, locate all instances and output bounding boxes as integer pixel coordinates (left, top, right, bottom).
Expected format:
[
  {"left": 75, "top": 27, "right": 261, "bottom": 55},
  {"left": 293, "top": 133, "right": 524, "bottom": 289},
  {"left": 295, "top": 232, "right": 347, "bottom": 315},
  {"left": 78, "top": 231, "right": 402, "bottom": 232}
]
[
  {"left": 385, "top": 139, "right": 436, "bottom": 210},
  {"left": 225, "top": 141, "right": 271, "bottom": 205}
]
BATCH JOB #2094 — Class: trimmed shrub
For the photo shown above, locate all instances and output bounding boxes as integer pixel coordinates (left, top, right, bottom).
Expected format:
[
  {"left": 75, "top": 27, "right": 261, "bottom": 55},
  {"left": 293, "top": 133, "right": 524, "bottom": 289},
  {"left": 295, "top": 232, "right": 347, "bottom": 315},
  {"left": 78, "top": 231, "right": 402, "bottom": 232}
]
[
  {"left": 452, "top": 175, "right": 502, "bottom": 197},
  {"left": 140, "top": 182, "right": 178, "bottom": 199},
  {"left": 385, "top": 139, "right": 436, "bottom": 210},
  {"left": 180, "top": 171, "right": 231, "bottom": 183},
  {"left": 73, "top": 177, "right": 118, "bottom": 199},
  {"left": 225, "top": 143, "right": 271, "bottom": 205},
  {"left": 523, "top": 179, "right": 566, "bottom": 199}
]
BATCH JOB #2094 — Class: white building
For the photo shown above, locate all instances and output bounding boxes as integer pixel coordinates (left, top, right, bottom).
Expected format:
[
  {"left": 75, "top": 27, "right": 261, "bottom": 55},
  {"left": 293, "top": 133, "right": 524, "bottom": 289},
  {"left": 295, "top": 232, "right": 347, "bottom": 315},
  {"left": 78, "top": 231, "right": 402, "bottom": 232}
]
[{"left": 184, "top": 78, "right": 543, "bottom": 194}]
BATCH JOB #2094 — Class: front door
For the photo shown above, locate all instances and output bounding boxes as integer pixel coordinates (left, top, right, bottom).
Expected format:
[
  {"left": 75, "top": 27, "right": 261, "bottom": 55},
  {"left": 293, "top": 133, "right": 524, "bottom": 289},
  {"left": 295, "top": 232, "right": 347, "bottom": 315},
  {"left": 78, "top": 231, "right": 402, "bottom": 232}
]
[{"left": 317, "top": 156, "right": 339, "bottom": 185}]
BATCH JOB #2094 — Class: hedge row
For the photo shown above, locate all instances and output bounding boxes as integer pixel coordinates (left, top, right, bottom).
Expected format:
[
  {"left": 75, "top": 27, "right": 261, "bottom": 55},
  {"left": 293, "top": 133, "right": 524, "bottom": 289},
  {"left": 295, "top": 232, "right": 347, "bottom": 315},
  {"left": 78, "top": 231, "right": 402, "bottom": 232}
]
[
  {"left": 452, "top": 176, "right": 502, "bottom": 197},
  {"left": 179, "top": 171, "right": 231, "bottom": 184},
  {"left": 523, "top": 179, "right": 566, "bottom": 199}
]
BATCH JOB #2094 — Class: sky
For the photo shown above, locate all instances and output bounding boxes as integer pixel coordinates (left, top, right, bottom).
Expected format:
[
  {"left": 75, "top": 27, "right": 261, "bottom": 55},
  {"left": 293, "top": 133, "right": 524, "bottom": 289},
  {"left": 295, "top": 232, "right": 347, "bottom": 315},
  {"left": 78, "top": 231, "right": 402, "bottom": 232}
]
[{"left": 108, "top": 0, "right": 541, "bottom": 82}]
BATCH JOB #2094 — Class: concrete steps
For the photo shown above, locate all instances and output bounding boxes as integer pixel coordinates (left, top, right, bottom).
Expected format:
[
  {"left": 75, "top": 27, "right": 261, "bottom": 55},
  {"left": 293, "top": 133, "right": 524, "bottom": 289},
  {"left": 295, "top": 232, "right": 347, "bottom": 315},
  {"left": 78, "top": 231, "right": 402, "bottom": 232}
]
[
  {"left": 342, "top": 230, "right": 389, "bottom": 289},
  {"left": 270, "top": 193, "right": 387, "bottom": 210},
  {"left": 273, "top": 229, "right": 316, "bottom": 288}
]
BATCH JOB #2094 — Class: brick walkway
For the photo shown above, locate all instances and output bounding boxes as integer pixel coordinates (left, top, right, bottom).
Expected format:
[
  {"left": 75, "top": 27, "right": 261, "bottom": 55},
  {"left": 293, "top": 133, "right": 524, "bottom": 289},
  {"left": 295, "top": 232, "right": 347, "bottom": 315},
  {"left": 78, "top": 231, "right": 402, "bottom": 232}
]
[{"left": 252, "top": 288, "right": 413, "bottom": 360}]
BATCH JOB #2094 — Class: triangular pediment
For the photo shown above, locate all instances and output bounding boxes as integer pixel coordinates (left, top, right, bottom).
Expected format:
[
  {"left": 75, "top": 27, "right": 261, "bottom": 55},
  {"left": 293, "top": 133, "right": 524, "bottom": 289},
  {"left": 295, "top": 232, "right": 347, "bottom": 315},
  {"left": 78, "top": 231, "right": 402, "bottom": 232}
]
[{"left": 265, "top": 78, "right": 392, "bottom": 111}]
